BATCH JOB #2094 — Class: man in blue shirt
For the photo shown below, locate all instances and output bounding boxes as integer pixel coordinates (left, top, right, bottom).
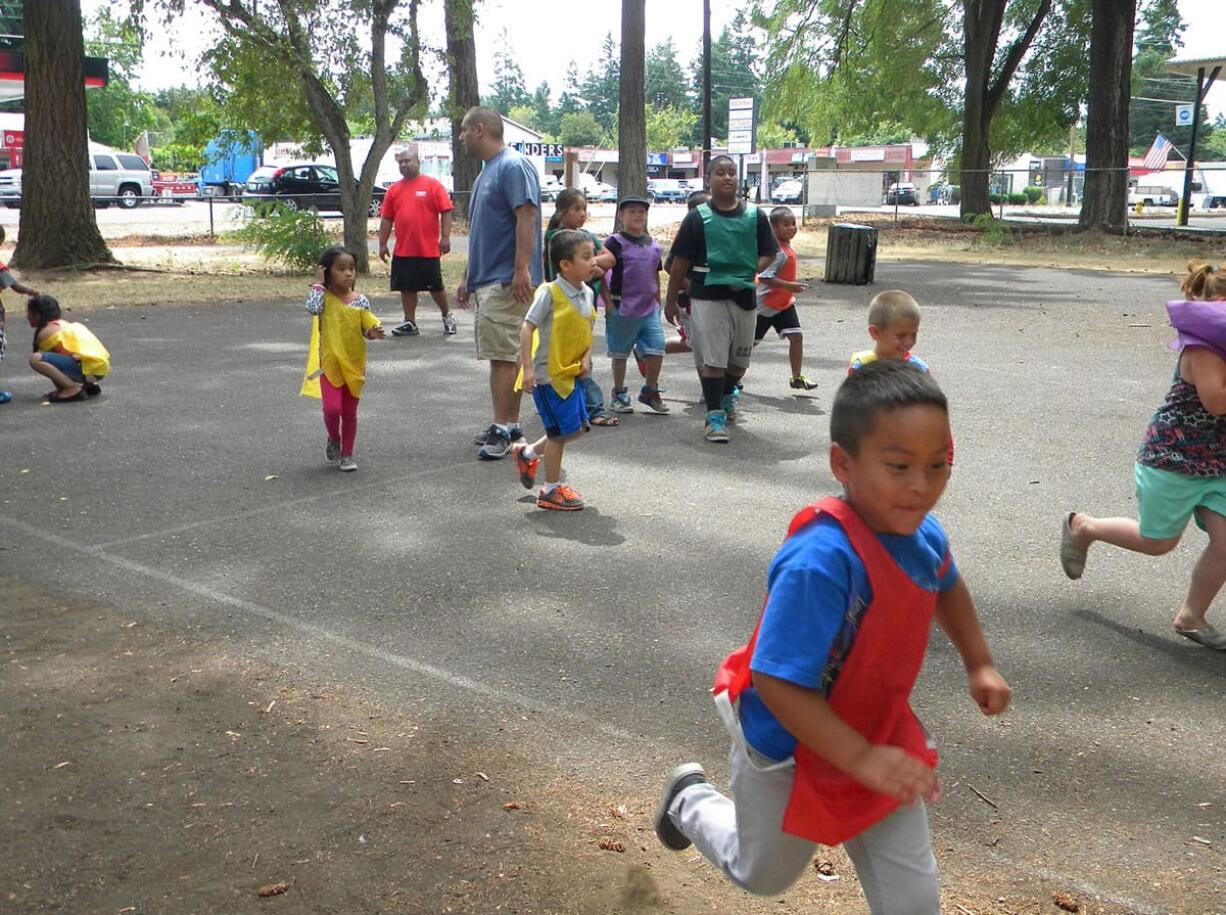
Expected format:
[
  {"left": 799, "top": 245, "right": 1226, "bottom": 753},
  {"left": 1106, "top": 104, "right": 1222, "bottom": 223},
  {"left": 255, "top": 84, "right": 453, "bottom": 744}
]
[{"left": 456, "top": 106, "right": 543, "bottom": 461}]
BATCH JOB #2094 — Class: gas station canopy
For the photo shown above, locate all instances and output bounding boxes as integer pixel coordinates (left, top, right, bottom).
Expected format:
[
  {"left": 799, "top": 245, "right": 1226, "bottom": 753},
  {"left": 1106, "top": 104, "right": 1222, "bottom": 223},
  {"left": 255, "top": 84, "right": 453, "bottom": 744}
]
[
  {"left": 1165, "top": 55, "right": 1226, "bottom": 78},
  {"left": 0, "top": 48, "right": 108, "bottom": 104}
]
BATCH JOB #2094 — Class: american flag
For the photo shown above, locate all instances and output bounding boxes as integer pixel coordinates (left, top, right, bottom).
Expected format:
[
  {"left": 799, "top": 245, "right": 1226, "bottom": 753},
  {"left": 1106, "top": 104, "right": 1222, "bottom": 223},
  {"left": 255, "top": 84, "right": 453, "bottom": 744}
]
[{"left": 1142, "top": 133, "right": 1173, "bottom": 171}]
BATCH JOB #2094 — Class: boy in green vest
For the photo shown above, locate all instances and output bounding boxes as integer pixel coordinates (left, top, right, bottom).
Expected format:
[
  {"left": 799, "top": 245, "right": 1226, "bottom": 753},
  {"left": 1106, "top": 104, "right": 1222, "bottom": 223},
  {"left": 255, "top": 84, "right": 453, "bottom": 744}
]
[{"left": 665, "top": 156, "right": 779, "bottom": 443}]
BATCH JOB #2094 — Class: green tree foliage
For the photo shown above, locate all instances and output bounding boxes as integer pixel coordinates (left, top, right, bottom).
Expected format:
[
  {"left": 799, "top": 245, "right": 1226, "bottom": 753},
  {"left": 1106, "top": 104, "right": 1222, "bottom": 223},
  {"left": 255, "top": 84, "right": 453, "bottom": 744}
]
[
  {"left": 83, "top": 8, "right": 157, "bottom": 148},
  {"left": 756, "top": 121, "right": 798, "bottom": 149},
  {"left": 1128, "top": 0, "right": 1197, "bottom": 154},
  {"left": 557, "top": 61, "right": 583, "bottom": 117},
  {"left": 558, "top": 110, "right": 605, "bottom": 146},
  {"left": 152, "top": 87, "right": 223, "bottom": 155},
  {"left": 0, "top": 0, "right": 21, "bottom": 44},
  {"left": 483, "top": 36, "right": 530, "bottom": 113},
  {"left": 646, "top": 105, "right": 698, "bottom": 150},
  {"left": 581, "top": 33, "right": 620, "bottom": 131},
  {"left": 646, "top": 39, "right": 690, "bottom": 110},
  {"left": 530, "top": 82, "right": 557, "bottom": 136},
  {"left": 690, "top": 10, "right": 761, "bottom": 142}
]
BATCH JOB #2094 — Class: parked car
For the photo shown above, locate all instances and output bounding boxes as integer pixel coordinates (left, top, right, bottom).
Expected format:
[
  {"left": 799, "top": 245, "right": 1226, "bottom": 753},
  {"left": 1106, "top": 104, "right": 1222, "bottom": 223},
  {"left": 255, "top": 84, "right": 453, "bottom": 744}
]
[
  {"left": 1127, "top": 185, "right": 1178, "bottom": 207},
  {"left": 540, "top": 177, "right": 567, "bottom": 202},
  {"left": 242, "top": 162, "right": 386, "bottom": 216},
  {"left": 885, "top": 182, "right": 919, "bottom": 206},
  {"left": 647, "top": 179, "right": 689, "bottom": 203},
  {"left": 0, "top": 145, "right": 155, "bottom": 209},
  {"left": 586, "top": 181, "right": 617, "bottom": 203},
  {"left": 772, "top": 178, "right": 803, "bottom": 204}
]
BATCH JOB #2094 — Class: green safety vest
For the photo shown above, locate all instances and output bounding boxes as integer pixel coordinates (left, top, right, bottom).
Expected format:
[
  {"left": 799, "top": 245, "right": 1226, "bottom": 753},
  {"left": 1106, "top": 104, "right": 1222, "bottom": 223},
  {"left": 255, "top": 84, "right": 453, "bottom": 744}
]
[{"left": 697, "top": 202, "right": 759, "bottom": 290}]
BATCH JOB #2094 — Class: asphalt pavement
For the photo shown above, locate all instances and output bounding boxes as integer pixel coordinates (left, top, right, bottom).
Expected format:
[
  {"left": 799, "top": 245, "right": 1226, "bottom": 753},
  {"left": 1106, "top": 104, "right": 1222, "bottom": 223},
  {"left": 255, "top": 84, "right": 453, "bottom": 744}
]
[{"left": 1, "top": 260, "right": 1222, "bottom": 912}]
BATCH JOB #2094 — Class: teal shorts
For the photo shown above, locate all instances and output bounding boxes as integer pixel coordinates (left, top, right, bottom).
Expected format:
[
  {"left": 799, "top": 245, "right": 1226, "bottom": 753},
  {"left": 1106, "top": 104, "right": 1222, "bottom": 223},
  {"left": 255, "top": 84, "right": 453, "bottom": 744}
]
[{"left": 1134, "top": 462, "right": 1226, "bottom": 539}]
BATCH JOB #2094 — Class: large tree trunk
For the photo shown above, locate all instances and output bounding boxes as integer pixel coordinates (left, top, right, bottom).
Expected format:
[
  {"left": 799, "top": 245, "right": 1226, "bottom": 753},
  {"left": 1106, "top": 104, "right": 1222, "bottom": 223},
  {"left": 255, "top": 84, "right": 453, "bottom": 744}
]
[
  {"left": 618, "top": 0, "right": 647, "bottom": 201},
  {"left": 445, "top": 0, "right": 480, "bottom": 221},
  {"left": 1079, "top": 0, "right": 1135, "bottom": 232},
  {"left": 958, "top": 0, "right": 1052, "bottom": 218},
  {"left": 14, "top": 0, "right": 112, "bottom": 269}
]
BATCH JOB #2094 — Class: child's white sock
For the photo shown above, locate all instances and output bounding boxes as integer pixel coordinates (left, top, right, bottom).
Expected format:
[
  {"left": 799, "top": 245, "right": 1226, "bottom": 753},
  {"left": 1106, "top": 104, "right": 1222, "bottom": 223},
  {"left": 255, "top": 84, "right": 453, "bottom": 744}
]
[
  {"left": 508, "top": 422, "right": 520, "bottom": 434},
  {"left": 495, "top": 422, "right": 510, "bottom": 435},
  {"left": 522, "top": 445, "right": 538, "bottom": 460},
  {"left": 542, "top": 481, "right": 560, "bottom": 494}
]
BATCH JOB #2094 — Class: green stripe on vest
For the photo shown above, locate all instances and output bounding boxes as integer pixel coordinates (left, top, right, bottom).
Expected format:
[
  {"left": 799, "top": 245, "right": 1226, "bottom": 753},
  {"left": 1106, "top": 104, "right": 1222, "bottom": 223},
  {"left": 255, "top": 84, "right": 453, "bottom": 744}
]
[{"left": 698, "top": 202, "right": 759, "bottom": 290}]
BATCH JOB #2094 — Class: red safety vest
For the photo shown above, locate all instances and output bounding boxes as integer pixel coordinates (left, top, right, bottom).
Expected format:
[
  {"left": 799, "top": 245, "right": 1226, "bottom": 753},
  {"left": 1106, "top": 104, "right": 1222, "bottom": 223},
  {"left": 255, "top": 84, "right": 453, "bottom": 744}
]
[
  {"left": 761, "top": 242, "right": 798, "bottom": 311},
  {"left": 713, "top": 496, "right": 941, "bottom": 845}
]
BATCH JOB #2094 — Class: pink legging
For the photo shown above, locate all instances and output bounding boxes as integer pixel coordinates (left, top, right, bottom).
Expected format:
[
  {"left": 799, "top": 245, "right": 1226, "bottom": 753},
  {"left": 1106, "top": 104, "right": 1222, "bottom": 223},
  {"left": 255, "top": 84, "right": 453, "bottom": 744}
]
[{"left": 321, "top": 376, "right": 359, "bottom": 457}]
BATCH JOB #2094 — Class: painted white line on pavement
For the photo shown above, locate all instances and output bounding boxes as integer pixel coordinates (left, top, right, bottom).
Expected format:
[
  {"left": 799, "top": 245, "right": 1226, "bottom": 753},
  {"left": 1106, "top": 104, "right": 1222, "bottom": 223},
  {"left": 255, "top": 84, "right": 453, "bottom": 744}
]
[{"left": 0, "top": 512, "right": 637, "bottom": 744}]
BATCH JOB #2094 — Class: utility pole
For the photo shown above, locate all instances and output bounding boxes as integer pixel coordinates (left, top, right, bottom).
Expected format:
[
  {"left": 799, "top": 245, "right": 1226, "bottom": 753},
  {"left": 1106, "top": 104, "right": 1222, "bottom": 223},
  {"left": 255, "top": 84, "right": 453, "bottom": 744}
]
[
  {"left": 1066, "top": 119, "right": 1076, "bottom": 206},
  {"left": 701, "top": 0, "right": 711, "bottom": 181}
]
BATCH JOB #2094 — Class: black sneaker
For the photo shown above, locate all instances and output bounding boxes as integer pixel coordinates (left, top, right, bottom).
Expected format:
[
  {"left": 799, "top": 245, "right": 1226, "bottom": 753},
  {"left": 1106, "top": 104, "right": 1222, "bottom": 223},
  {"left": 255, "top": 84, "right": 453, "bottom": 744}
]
[
  {"left": 390, "top": 319, "right": 420, "bottom": 337},
  {"left": 474, "top": 425, "right": 524, "bottom": 447},
  {"left": 478, "top": 427, "right": 512, "bottom": 460},
  {"left": 653, "top": 763, "right": 707, "bottom": 851}
]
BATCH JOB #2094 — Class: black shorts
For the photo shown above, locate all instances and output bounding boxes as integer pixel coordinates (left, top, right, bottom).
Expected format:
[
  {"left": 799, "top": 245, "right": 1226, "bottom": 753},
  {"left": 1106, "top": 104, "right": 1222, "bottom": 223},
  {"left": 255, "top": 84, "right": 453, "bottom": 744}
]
[
  {"left": 754, "top": 305, "right": 802, "bottom": 340},
  {"left": 390, "top": 256, "right": 443, "bottom": 292}
]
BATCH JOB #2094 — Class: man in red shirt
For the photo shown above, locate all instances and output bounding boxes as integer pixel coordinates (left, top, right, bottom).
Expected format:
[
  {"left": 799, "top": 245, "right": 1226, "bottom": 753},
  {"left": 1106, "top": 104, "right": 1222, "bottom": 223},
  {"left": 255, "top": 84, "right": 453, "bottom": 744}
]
[{"left": 378, "top": 147, "right": 457, "bottom": 336}]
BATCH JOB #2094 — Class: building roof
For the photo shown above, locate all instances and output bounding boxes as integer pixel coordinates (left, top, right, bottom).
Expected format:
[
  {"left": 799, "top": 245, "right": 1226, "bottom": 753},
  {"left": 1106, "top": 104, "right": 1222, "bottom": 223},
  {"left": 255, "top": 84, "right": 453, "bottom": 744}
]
[{"left": 1166, "top": 55, "right": 1226, "bottom": 78}]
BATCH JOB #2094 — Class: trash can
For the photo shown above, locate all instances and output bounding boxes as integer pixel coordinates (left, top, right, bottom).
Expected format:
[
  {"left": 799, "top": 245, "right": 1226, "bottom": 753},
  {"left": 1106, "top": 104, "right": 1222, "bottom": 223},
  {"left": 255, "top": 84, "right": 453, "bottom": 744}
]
[{"left": 824, "top": 223, "right": 877, "bottom": 285}]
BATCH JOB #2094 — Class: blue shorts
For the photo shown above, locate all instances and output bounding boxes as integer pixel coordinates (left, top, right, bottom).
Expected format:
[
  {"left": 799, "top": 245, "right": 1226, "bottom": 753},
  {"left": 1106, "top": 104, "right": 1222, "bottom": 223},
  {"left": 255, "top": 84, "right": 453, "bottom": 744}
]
[
  {"left": 532, "top": 382, "right": 589, "bottom": 439},
  {"left": 605, "top": 311, "right": 666, "bottom": 359},
  {"left": 36, "top": 351, "right": 86, "bottom": 383}
]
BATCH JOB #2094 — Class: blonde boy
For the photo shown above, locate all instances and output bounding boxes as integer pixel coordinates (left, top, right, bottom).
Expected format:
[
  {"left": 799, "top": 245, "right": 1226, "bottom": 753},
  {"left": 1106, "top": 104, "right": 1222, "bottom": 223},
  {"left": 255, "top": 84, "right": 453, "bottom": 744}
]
[{"left": 848, "top": 290, "right": 928, "bottom": 373}]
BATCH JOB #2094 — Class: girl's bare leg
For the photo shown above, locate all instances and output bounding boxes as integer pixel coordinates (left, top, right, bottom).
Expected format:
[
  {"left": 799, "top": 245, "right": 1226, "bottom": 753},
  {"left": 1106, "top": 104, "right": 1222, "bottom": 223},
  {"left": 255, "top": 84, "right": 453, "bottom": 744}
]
[
  {"left": 28, "top": 353, "right": 82, "bottom": 395},
  {"left": 1174, "top": 508, "right": 1226, "bottom": 630},
  {"left": 1069, "top": 513, "right": 1181, "bottom": 557}
]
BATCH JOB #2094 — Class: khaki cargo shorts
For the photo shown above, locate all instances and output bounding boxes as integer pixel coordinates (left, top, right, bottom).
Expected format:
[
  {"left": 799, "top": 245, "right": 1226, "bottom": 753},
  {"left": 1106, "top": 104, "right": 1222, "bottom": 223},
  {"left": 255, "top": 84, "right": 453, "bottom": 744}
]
[{"left": 473, "top": 283, "right": 528, "bottom": 363}]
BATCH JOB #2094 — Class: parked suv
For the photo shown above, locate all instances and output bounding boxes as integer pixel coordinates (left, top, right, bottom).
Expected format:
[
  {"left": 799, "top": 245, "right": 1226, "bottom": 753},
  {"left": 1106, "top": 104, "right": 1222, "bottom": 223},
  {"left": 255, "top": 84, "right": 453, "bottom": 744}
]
[
  {"left": 0, "top": 144, "right": 154, "bottom": 209},
  {"left": 1127, "top": 185, "right": 1178, "bottom": 207},
  {"left": 885, "top": 182, "right": 919, "bottom": 205},
  {"left": 242, "top": 162, "right": 386, "bottom": 216}
]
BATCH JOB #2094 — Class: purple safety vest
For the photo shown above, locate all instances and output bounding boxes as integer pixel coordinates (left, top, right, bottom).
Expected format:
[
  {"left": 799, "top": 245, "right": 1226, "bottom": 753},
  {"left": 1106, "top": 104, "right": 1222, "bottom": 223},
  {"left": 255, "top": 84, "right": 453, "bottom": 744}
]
[{"left": 606, "top": 233, "right": 662, "bottom": 318}]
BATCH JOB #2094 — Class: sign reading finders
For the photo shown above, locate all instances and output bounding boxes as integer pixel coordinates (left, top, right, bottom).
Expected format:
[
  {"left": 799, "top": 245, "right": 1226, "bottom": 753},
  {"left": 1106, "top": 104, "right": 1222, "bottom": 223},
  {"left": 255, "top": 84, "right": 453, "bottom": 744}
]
[
  {"left": 727, "top": 97, "right": 756, "bottom": 155},
  {"left": 512, "top": 141, "right": 566, "bottom": 158},
  {"left": 1175, "top": 104, "right": 1195, "bottom": 128}
]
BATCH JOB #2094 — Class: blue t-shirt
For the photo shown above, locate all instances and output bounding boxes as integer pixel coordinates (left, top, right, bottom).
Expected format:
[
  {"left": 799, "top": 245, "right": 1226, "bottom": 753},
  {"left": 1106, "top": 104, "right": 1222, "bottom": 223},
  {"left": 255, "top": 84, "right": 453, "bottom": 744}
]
[
  {"left": 466, "top": 147, "right": 542, "bottom": 290},
  {"left": 739, "top": 510, "right": 959, "bottom": 762}
]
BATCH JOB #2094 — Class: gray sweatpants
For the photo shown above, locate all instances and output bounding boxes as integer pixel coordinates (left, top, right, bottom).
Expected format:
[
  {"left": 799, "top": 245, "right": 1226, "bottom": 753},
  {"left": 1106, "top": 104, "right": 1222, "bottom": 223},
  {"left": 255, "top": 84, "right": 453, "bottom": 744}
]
[{"left": 669, "top": 695, "right": 941, "bottom": 913}]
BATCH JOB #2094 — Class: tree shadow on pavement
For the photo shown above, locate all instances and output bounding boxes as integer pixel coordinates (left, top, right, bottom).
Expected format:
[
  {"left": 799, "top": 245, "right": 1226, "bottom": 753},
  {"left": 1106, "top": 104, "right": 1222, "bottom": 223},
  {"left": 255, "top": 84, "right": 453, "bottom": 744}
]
[{"left": 1072, "top": 608, "right": 1226, "bottom": 677}]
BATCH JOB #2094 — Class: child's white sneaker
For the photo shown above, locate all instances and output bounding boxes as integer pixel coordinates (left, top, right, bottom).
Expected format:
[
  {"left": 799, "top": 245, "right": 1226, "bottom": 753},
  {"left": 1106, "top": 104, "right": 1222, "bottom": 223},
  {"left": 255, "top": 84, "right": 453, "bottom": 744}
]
[
  {"left": 654, "top": 763, "right": 707, "bottom": 851},
  {"left": 324, "top": 439, "right": 341, "bottom": 463},
  {"left": 339, "top": 456, "right": 357, "bottom": 472}
]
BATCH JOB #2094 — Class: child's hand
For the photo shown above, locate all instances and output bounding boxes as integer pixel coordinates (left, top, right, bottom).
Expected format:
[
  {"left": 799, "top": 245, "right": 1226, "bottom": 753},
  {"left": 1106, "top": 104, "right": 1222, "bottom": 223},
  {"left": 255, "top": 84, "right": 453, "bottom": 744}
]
[
  {"left": 788, "top": 280, "right": 809, "bottom": 293},
  {"left": 967, "top": 664, "right": 1011, "bottom": 716},
  {"left": 580, "top": 351, "right": 592, "bottom": 376},
  {"left": 521, "top": 367, "right": 536, "bottom": 393},
  {"left": 365, "top": 325, "right": 385, "bottom": 340},
  {"left": 664, "top": 300, "right": 680, "bottom": 327},
  {"left": 849, "top": 745, "right": 938, "bottom": 804}
]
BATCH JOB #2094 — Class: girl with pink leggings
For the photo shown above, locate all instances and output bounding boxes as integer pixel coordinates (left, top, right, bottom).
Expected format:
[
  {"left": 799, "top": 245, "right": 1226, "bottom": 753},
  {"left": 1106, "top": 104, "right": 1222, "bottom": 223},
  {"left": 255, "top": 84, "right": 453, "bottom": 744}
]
[{"left": 301, "top": 245, "right": 385, "bottom": 472}]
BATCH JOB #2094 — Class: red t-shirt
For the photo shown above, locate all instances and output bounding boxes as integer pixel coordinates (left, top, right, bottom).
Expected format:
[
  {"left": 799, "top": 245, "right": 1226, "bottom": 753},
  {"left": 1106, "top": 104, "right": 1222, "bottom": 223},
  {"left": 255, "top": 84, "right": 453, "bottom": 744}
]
[{"left": 380, "top": 175, "right": 453, "bottom": 258}]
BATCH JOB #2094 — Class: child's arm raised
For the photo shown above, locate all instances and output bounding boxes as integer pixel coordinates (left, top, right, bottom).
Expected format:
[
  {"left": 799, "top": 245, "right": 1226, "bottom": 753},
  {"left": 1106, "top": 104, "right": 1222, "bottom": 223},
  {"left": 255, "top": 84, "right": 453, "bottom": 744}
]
[
  {"left": 1183, "top": 347, "right": 1226, "bottom": 415},
  {"left": 934, "top": 577, "right": 1012, "bottom": 716},
  {"left": 753, "top": 672, "right": 938, "bottom": 804}
]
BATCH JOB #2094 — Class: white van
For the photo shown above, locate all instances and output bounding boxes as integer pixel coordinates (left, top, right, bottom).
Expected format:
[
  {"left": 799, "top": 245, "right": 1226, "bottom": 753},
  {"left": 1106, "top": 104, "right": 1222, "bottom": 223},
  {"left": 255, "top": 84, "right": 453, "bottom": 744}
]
[{"left": 1127, "top": 185, "right": 1178, "bottom": 207}]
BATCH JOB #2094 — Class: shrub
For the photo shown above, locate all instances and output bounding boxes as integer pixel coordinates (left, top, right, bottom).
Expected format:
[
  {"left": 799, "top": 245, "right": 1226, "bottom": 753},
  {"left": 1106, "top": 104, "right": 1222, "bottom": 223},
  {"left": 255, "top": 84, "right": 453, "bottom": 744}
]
[
  {"left": 1024, "top": 185, "right": 1044, "bottom": 204},
  {"left": 968, "top": 212, "right": 1015, "bottom": 247},
  {"left": 949, "top": 185, "right": 960, "bottom": 204},
  {"left": 227, "top": 204, "right": 330, "bottom": 271},
  {"left": 1008, "top": 192, "right": 1028, "bottom": 205}
]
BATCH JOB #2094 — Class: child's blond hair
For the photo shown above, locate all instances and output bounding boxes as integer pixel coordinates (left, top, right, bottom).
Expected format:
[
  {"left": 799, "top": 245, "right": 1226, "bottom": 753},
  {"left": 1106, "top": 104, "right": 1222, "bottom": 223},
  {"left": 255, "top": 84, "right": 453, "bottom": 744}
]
[
  {"left": 1181, "top": 260, "right": 1226, "bottom": 301},
  {"left": 867, "top": 290, "right": 921, "bottom": 328}
]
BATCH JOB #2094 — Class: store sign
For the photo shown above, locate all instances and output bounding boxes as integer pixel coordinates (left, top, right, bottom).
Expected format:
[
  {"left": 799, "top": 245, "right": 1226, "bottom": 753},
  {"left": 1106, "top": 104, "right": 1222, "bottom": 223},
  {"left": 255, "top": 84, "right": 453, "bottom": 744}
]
[
  {"left": 512, "top": 142, "right": 566, "bottom": 157},
  {"left": 1175, "top": 104, "right": 1195, "bottom": 127},
  {"left": 728, "top": 97, "right": 756, "bottom": 155},
  {"left": 647, "top": 152, "right": 668, "bottom": 166},
  {"left": 850, "top": 148, "right": 886, "bottom": 162}
]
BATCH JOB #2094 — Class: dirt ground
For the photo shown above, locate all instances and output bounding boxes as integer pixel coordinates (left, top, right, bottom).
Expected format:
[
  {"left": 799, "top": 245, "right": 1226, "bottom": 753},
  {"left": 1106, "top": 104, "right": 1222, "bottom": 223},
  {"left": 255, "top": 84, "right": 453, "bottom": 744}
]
[{"left": 2, "top": 577, "right": 1148, "bottom": 915}]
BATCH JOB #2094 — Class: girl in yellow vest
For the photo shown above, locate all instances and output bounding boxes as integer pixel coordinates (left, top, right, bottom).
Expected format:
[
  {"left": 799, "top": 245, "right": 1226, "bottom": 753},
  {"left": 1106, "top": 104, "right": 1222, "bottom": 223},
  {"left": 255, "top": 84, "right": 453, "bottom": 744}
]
[
  {"left": 511, "top": 230, "right": 598, "bottom": 511},
  {"left": 27, "top": 295, "right": 109, "bottom": 403},
  {"left": 301, "top": 245, "right": 385, "bottom": 472}
]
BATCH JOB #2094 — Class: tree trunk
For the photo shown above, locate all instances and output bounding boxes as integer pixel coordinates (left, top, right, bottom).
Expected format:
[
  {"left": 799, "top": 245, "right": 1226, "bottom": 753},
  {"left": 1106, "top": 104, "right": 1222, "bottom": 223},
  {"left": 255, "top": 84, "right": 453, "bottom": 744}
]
[
  {"left": 618, "top": 0, "right": 647, "bottom": 201},
  {"left": 1079, "top": 0, "right": 1135, "bottom": 232},
  {"left": 14, "top": 0, "right": 112, "bottom": 269},
  {"left": 958, "top": 0, "right": 1052, "bottom": 218},
  {"left": 445, "top": 0, "right": 480, "bottom": 221}
]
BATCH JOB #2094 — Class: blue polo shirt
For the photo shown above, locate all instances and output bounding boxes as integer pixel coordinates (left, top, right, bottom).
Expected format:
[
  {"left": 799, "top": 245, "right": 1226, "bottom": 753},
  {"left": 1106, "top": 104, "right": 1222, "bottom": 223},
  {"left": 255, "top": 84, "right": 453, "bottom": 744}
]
[
  {"left": 739, "top": 511, "right": 959, "bottom": 762},
  {"left": 466, "top": 147, "right": 542, "bottom": 291}
]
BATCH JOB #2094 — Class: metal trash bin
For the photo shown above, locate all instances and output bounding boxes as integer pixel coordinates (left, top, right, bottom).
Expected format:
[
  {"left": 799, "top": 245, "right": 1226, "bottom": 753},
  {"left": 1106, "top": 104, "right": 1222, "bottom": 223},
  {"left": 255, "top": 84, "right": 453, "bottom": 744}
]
[{"left": 824, "top": 223, "right": 877, "bottom": 285}]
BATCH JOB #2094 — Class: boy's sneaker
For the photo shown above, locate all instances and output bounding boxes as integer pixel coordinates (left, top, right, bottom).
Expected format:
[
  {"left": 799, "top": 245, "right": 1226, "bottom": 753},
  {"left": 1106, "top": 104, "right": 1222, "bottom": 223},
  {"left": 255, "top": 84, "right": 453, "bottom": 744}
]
[
  {"left": 339, "top": 456, "right": 357, "bottom": 472},
  {"left": 442, "top": 313, "right": 457, "bottom": 335},
  {"left": 511, "top": 444, "right": 539, "bottom": 489},
  {"left": 720, "top": 394, "right": 739, "bottom": 424},
  {"left": 474, "top": 425, "right": 524, "bottom": 446},
  {"left": 638, "top": 386, "right": 670, "bottom": 414},
  {"left": 478, "top": 427, "right": 513, "bottom": 460},
  {"left": 790, "top": 375, "right": 818, "bottom": 391},
  {"left": 324, "top": 438, "right": 341, "bottom": 463},
  {"left": 390, "top": 319, "right": 420, "bottom": 337},
  {"left": 654, "top": 763, "right": 707, "bottom": 851},
  {"left": 610, "top": 389, "right": 634, "bottom": 413},
  {"left": 0, "top": 391, "right": 11, "bottom": 405},
  {"left": 704, "top": 410, "right": 730, "bottom": 443},
  {"left": 537, "top": 484, "right": 585, "bottom": 511}
]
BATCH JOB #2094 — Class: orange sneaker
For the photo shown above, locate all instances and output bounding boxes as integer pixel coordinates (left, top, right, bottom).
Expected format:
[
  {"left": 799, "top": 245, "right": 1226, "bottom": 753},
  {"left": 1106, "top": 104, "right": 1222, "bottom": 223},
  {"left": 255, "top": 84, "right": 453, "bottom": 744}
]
[
  {"left": 537, "top": 484, "right": 585, "bottom": 511},
  {"left": 511, "top": 443, "right": 539, "bottom": 489}
]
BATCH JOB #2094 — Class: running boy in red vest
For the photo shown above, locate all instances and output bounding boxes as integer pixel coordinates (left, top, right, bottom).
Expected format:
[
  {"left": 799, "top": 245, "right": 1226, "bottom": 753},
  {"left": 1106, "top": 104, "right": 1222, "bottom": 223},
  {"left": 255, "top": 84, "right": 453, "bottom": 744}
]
[
  {"left": 754, "top": 206, "right": 818, "bottom": 391},
  {"left": 653, "top": 360, "right": 1010, "bottom": 912}
]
